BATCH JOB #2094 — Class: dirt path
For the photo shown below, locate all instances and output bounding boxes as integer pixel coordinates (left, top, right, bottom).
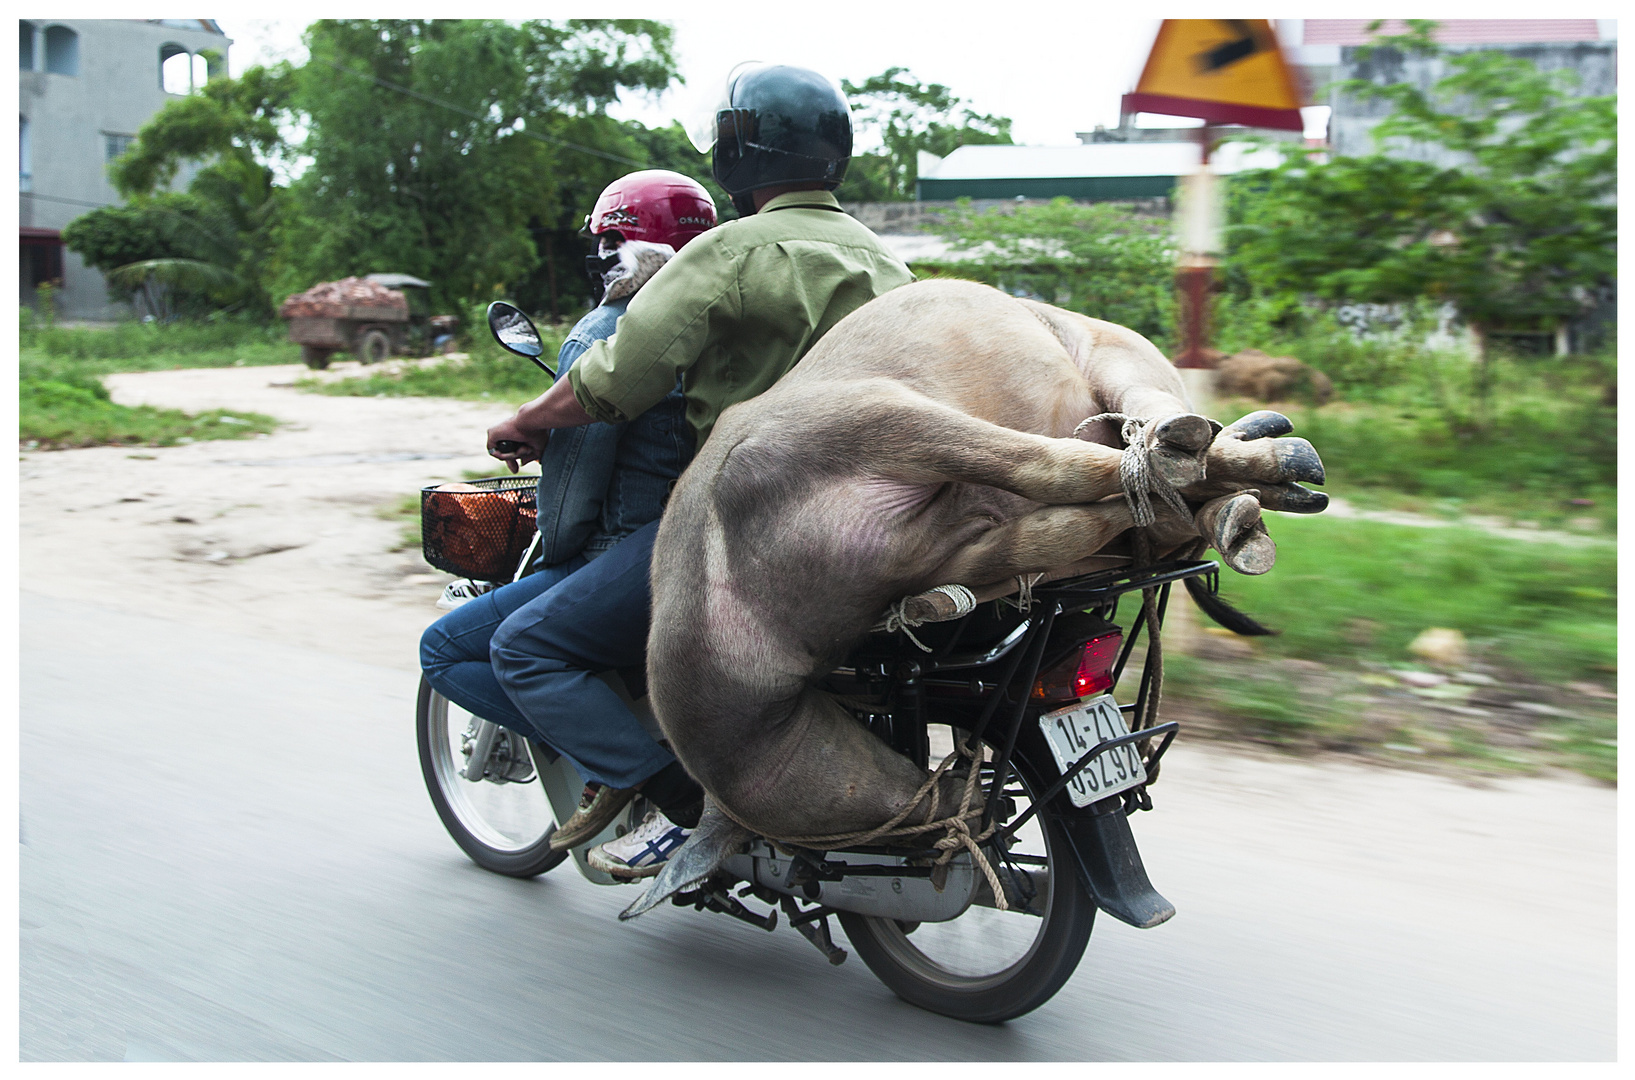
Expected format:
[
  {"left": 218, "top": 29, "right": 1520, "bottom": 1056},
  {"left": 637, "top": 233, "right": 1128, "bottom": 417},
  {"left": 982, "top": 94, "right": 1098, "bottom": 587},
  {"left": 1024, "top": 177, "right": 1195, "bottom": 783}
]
[
  {"left": 19, "top": 362, "right": 505, "bottom": 670},
  {"left": 1322, "top": 496, "right": 1611, "bottom": 547}
]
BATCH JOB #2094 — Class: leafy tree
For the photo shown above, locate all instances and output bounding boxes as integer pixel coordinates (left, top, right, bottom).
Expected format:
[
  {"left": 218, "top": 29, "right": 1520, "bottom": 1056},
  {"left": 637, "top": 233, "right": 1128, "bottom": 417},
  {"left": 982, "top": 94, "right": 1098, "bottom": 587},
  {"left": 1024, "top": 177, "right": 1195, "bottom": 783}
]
[
  {"left": 96, "top": 65, "right": 298, "bottom": 317},
  {"left": 924, "top": 198, "right": 1176, "bottom": 345},
  {"left": 837, "top": 68, "right": 1013, "bottom": 202},
  {"left": 278, "top": 19, "right": 687, "bottom": 315},
  {"left": 1223, "top": 27, "right": 1616, "bottom": 356},
  {"left": 61, "top": 192, "right": 247, "bottom": 319}
]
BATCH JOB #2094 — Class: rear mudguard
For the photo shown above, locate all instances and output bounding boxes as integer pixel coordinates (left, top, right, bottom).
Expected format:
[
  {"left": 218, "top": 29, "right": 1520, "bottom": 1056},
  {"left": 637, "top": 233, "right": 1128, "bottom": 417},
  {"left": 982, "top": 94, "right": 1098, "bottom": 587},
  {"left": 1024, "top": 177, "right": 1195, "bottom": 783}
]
[{"left": 1056, "top": 797, "right": 1175, "bottom": 929}]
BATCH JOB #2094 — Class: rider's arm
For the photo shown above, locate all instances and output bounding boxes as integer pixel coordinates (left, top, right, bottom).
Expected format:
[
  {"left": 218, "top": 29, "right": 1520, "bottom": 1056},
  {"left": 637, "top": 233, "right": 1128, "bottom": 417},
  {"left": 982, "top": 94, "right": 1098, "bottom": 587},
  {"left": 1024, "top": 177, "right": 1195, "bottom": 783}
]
[{"left": 566, "top": 230, "right": 740, "bottom": 425}]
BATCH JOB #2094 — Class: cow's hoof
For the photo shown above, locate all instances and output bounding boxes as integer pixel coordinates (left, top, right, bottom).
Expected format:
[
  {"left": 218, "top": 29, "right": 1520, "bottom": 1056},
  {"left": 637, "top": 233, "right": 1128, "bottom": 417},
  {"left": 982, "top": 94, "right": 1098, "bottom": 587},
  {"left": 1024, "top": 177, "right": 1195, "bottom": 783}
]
[
  {"left": 1259, "top": 483, "right": 1329, "bottom": 514},
  {"left": 1272, "top": 437, "right": 1326, "bottom": 485},
  {"left": 1147, "top": 413, "right": 1217, "bottom": 487},
  {"left": 1200, "top": 492, "right": 1276, "bottom": 576},
  {"left": 1221, "top": 410, "right": 1294, "bottom": 442}
]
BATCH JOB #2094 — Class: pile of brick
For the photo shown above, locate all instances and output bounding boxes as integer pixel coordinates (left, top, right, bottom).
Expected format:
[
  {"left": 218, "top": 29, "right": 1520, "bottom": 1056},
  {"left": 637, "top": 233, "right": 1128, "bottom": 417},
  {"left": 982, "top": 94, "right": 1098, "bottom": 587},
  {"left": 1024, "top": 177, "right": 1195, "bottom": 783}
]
[{"left": 279, "top": 277, "right": 408, "bottom": 319}]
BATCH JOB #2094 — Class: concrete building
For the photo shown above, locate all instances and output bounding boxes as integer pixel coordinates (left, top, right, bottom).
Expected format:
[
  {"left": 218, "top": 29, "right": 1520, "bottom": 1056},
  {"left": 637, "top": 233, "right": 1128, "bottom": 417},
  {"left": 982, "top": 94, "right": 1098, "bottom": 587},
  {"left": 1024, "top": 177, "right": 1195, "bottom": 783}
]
[
  {"left": 20, "top": 19, "right": 230, "bottom": 320},
  {"left": 1276, "top": 19, "right": 1617, "bottom": 161}
]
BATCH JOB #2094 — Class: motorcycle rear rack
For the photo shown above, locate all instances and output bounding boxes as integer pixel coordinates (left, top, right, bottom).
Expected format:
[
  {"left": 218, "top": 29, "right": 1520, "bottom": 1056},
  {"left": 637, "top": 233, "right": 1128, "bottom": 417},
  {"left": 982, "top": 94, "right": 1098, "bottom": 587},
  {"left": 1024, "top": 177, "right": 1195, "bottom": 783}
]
[{"left": 865, "top": 558, "right": 1216, "bottom": 840}]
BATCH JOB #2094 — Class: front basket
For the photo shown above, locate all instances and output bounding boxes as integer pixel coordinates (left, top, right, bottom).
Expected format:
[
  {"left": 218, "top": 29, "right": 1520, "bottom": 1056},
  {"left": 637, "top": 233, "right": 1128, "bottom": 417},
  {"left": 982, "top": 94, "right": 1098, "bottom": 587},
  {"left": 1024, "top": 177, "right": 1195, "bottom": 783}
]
[{"left": 420, "top": 475, "right": 538, "bottom": 582}]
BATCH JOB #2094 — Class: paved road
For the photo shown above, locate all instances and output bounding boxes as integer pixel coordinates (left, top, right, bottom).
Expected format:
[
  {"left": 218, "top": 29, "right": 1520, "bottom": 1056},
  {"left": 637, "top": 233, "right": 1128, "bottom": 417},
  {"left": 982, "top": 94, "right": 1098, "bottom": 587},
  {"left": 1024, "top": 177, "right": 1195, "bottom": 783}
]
[{"left": 20, "top": 593, "right": 1615, "bottom": 1061}]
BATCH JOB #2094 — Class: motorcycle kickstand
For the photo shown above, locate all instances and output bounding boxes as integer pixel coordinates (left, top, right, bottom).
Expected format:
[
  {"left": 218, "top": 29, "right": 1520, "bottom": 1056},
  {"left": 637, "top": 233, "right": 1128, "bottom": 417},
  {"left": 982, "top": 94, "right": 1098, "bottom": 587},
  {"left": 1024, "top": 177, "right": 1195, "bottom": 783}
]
[{"left": 778, "top": 896, "right": 847, "bottom": 966}]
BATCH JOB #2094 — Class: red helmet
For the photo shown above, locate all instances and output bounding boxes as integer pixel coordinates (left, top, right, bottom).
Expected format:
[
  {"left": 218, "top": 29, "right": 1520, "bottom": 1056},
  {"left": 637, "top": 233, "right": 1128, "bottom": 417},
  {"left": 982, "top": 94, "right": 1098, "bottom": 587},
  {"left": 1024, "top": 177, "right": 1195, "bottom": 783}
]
[{"left": 584, "top": 170, "right": 717, "bottom": 251}]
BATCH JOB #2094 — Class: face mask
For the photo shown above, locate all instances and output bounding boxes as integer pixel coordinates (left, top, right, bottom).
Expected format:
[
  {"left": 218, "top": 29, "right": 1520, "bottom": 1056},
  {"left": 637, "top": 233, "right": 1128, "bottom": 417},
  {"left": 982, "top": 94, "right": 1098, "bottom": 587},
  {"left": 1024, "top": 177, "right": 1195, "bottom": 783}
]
[{"left": 587, "top": 239, "right": 677, "bottom": 307}]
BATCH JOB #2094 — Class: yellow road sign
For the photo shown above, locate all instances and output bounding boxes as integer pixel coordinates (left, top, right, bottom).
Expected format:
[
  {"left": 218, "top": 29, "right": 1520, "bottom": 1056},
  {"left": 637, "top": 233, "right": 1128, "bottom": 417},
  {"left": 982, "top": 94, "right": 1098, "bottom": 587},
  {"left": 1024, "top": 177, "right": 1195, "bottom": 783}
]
[{"left": 1122, "top": 19, "right": 1305, "bottom": 131}]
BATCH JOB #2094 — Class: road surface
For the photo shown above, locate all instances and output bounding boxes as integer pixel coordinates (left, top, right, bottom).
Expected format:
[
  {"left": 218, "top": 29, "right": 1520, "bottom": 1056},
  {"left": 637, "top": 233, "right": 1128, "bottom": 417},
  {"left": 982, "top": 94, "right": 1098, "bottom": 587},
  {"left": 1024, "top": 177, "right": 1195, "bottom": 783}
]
[{"left": 20, "top": 592, "right": 1615, "bottom": 1061}]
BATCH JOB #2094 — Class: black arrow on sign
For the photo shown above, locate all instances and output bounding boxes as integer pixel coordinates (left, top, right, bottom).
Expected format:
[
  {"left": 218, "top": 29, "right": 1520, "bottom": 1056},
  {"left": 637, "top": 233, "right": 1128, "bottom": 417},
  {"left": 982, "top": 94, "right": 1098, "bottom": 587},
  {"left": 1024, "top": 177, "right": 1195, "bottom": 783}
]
[{"left": 1195, "top": 20, "right": 1265, "bottom": 73}]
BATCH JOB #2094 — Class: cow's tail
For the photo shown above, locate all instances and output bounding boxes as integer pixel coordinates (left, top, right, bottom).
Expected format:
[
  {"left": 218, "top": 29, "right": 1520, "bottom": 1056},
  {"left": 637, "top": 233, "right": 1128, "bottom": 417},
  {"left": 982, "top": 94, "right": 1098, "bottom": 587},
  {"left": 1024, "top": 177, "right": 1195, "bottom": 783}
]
[{"left": 1183, "top": 573, "right": 1278, "bottom": 636}]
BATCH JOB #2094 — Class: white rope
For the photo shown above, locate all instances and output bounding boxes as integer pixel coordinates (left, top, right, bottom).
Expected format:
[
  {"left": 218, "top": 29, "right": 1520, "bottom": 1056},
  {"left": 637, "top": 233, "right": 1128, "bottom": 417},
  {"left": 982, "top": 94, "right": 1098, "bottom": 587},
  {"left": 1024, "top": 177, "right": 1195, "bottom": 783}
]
[
  {"left": 716, "top": 739, "right": 1010, "bottom": 911},
  {"left": 875, "top": 583, "right": 978, "bottom": 653},
  {"left": 998, "top": 571, "right": 1045, "bottom": 613},
  {"left": 1073, "top": 412, "right": 1193, "bottom": 528}
]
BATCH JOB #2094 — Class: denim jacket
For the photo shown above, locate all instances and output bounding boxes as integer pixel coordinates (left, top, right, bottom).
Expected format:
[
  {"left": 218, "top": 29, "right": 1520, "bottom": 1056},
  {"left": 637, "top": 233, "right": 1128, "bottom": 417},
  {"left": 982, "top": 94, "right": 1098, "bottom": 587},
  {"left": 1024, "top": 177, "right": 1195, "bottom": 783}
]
[{"left": 534, "top": 300, "right": 693, "bottom": 563}]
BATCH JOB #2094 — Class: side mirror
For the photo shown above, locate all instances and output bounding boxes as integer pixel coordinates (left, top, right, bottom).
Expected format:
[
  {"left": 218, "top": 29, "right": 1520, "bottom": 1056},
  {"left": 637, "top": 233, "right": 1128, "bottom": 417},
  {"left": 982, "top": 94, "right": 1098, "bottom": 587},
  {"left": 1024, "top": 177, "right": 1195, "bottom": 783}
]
[{"left": 485, "top": 301, "right": 554, "bottom": 378}]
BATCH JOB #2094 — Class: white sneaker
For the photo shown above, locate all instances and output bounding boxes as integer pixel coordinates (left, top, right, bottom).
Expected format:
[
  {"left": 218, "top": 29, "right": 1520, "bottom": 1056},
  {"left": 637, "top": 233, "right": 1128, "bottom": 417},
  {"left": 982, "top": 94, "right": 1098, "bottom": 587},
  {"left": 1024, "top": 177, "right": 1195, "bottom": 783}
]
[
  {"left": 586, "top": 809, "right": 691, "bottom": 880},
  {"left": 437, "top": 578, "right": 497, "bottom": 609}
]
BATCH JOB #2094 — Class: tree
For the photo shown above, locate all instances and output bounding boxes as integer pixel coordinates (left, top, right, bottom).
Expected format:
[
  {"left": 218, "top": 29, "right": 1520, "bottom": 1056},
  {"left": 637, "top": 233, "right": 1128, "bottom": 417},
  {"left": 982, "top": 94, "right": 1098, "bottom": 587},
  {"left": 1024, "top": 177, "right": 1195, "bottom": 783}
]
[
  {"left": 278, "top": 19, "right": 687, "bottom": 314},
  {"left": 1223, "top": 25, "right": 1616, "bottom": 355},
  {"left": 61, "top": 193, "right": 248, "bottom": 319},
  {"left": 837, "top": 68, "right": 1013, "bottom": 202},
  {"left": 925, "top": 199, "right": 1176, "bottom": 346},
  {"left": 99, "top": 65, "right": 298, "bottom": 317},
  {"left": 65, "top": 20, "right": 721, "bottom": 321}
]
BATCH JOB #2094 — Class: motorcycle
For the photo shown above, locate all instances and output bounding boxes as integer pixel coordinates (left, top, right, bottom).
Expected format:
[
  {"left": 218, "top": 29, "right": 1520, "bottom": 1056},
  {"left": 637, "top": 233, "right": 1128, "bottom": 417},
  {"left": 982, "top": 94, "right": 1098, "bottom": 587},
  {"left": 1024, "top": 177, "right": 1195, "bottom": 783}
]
[{"left": 415, "top": 302, "right": 1204, "bottom": 1023}]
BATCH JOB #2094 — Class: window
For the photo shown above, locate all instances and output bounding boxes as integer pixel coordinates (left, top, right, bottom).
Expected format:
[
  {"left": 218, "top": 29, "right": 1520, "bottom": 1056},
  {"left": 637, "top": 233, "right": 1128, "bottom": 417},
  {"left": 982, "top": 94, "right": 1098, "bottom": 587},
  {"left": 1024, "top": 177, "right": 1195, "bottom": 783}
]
[
  {"left": 20, "top": 21, "right": 35, "bottom": 71},
  {"left": 105, "top": 133, "right": 136, "bottom": 164},
  {"left": 192, "top": 52, "right": 209, "bottom": 89},
  {"left": 160, "top": 43, "right": 191, "bottom": 94},
  {"left": 44, "top": 25, "right": 78, "bottom": 77},
  {"left": 20, "top": 115, "right": 31, "bottom": 193}
]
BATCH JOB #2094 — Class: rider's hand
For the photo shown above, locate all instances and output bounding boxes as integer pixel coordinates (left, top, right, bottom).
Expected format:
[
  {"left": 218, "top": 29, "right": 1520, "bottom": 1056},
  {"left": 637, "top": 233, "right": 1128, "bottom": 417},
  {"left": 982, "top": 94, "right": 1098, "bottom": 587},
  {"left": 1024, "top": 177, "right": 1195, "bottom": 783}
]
[{"left": 486, "top": 418, "right": 545, "bottom": 474}]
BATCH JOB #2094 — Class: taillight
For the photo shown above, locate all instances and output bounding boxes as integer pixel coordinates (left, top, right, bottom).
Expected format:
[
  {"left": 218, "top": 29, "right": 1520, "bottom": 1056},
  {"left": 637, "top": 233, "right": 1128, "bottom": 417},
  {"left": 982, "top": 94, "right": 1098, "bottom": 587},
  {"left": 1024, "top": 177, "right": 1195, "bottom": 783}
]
[{"left": 1032, "top": 630, "right": 1123, "bottom": 704}]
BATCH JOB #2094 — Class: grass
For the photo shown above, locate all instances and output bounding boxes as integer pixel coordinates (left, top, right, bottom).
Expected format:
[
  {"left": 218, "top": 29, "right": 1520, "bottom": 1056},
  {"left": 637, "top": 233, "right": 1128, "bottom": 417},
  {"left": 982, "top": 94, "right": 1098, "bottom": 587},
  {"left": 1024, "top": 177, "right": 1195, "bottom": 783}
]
[
  {"left": 21, "top": 314, "right": 302, "bottom": 374},
  {"left": 1162, "top": 514, "right": 1616, "bottom": 781},
  {"left": 18, "top": 315, "right": 293, "bottom": 450},
  {"left": 1218, "top": 515, "right": 1615, "bottom": 681},
  {"left": 20, "top": 374, "right": 276, "bottom": 449},
  {"left": 302, "top": 311, "right": 568, "bottom": 404},
  {"left": 377, "top": 493, "right": 424, "bottom": 552},
  {"left": 1212, "top": 298, "right": 1616, "bottom": 529}
]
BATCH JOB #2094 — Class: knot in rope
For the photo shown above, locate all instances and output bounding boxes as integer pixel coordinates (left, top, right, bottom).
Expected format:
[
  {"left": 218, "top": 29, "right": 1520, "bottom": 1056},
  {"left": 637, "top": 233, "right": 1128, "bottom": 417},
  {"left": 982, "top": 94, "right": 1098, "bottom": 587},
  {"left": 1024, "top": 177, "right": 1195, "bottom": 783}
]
[
  {"left": 876, "top": 583, "right": 977, "bottom": 652},
  {"left": 1073, "top": 412, "right": 1192, "bottom": 528}
]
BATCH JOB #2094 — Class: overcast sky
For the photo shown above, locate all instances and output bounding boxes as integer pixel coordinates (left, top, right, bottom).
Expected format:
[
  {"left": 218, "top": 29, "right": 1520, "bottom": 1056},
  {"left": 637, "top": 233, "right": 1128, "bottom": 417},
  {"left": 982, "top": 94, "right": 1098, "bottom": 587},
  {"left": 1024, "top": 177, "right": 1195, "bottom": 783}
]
[{"left": 219, "top": 7, "right": 1182, "bottom": 147}]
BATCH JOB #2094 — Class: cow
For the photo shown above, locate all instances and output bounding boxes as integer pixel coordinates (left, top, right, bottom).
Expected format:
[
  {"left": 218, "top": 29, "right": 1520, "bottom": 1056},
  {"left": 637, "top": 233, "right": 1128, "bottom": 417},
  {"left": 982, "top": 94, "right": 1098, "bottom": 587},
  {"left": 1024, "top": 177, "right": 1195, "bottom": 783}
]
[{"left": 644, "top": 278, "right": 1325, "bottom": 845}]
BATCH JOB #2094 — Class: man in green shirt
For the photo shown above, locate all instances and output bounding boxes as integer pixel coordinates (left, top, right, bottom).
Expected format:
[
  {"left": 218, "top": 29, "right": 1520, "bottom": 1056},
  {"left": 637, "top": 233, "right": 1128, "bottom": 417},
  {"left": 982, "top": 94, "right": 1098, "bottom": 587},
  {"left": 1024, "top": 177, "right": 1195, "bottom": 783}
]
[{"left": 483, "top": 63, "right": 914, "bottom": 880}]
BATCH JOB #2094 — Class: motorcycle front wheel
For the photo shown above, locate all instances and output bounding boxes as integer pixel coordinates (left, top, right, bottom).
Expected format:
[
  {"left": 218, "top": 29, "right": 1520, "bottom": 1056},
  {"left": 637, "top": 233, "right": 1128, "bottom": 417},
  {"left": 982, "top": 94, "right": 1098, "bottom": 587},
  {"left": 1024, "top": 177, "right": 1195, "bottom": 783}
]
[
  {"left": 416, "top": 676, "right": 567, "bottom": 878},
  {"left": 837, "top": 732, "right": 1096, "bottom": 1024}
]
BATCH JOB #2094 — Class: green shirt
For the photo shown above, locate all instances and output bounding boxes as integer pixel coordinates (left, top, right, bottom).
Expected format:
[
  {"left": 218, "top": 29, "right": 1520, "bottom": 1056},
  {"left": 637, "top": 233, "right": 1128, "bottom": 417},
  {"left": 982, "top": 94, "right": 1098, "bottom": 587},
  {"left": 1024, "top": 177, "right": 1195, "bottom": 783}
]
[{"left": 567, "top": 190, "right": 915, "bottom": 450}]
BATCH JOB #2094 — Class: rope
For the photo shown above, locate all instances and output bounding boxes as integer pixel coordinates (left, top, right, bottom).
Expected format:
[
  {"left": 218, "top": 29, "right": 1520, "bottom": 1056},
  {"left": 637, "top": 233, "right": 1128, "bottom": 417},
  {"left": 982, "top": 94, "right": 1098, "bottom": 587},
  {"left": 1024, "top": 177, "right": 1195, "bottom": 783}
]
[
  {"left": 875, "top": 583, "right": 977, "bottom": 653},
  {"left": 1073, "top": 413, "right": 1192, "bottom": 529},
  {"left": 711, "top": 740, "right": 1011, "bottom": 911},
  {"left": 997, "top": 572, "right": 1045, "bottom": 614}
]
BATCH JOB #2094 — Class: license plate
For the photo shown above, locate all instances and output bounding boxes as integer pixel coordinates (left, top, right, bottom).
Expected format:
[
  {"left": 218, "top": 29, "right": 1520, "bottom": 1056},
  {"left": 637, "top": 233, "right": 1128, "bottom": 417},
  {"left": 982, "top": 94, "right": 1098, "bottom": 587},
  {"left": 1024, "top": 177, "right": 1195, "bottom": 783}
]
[{"left": 1039, "top": 695, "right": 1148, "bottom": 807}]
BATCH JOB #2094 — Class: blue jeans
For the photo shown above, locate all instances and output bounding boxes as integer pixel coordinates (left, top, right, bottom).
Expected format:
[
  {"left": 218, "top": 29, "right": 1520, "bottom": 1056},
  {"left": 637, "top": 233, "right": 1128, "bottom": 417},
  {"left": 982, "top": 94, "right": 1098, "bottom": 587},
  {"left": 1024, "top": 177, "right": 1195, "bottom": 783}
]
[
  {"left": 489, "top": 520, "right": 675, "bottom": 791},
  {"left": 419, "top": 556, "right": 587, "bottom": 744}
]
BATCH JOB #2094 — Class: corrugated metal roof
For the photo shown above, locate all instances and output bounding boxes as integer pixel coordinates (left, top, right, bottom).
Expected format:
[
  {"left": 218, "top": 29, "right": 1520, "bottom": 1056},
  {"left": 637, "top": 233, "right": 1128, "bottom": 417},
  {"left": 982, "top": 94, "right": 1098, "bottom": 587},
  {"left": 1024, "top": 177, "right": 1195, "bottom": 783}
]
[
  {"left": 921, "top": 141, "right": 1283, "bottom": 182},
  {"left": 1301, "top": 19, "right": 1602, "bottom": 45}
]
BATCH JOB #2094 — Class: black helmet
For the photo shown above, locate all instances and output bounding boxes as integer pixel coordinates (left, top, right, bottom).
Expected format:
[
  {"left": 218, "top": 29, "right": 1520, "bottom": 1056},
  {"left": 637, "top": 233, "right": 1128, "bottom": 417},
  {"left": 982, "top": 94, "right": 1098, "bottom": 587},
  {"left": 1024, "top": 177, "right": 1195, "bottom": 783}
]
[{"left": 688, "top": 63, "right": 852, "bottom": 215}]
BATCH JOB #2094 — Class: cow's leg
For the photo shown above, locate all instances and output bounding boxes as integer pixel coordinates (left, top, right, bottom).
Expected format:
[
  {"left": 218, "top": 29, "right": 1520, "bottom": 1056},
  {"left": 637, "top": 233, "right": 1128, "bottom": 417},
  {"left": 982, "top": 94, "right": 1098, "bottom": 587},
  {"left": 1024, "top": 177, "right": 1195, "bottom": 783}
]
[
  {"left": 926, "top": 500, "right": 1141, "bottom": 587},
  {"left": 688, "top": 685, "right": 960, "bottom": 839},
  {"left": 923, "top": 491, "right": 1273, "bottom": 594},
  {"left": 844, "top": 383, "right": 1208, "bottom": 502}
]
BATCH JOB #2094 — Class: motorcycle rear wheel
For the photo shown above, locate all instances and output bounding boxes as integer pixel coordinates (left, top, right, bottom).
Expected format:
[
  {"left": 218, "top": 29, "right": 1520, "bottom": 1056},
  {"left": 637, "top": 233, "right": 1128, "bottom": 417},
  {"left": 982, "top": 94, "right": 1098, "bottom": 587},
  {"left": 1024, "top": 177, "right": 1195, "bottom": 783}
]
[
  {"left": 837, "top": 739, "right": 1095, "bottom": 1023},
  {"left": 416, "top": 676, "right": 567, "bottom": 878}
]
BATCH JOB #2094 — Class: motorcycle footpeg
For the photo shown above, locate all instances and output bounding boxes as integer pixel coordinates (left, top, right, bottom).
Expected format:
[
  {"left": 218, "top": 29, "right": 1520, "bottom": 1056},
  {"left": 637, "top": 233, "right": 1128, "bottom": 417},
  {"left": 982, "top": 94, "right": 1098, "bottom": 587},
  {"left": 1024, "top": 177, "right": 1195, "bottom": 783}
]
[{"left": 673, "top": 881, "right": 778, "bottom": 932}]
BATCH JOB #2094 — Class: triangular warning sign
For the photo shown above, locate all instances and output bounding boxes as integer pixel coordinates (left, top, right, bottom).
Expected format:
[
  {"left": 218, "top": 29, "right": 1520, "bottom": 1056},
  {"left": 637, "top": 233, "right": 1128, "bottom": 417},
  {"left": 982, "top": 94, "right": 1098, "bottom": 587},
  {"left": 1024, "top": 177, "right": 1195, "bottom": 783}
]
[{"left": 1121, "top": 19, "right": 1305, "bottom": 131}]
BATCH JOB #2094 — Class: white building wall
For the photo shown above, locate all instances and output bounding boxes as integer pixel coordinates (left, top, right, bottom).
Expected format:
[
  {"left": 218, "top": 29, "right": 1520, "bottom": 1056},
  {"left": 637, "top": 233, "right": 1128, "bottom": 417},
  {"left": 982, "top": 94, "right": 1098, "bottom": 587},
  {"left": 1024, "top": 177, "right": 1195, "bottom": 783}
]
[{"left": 19, "top": 19, "right": 229, "bottom": 320}]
